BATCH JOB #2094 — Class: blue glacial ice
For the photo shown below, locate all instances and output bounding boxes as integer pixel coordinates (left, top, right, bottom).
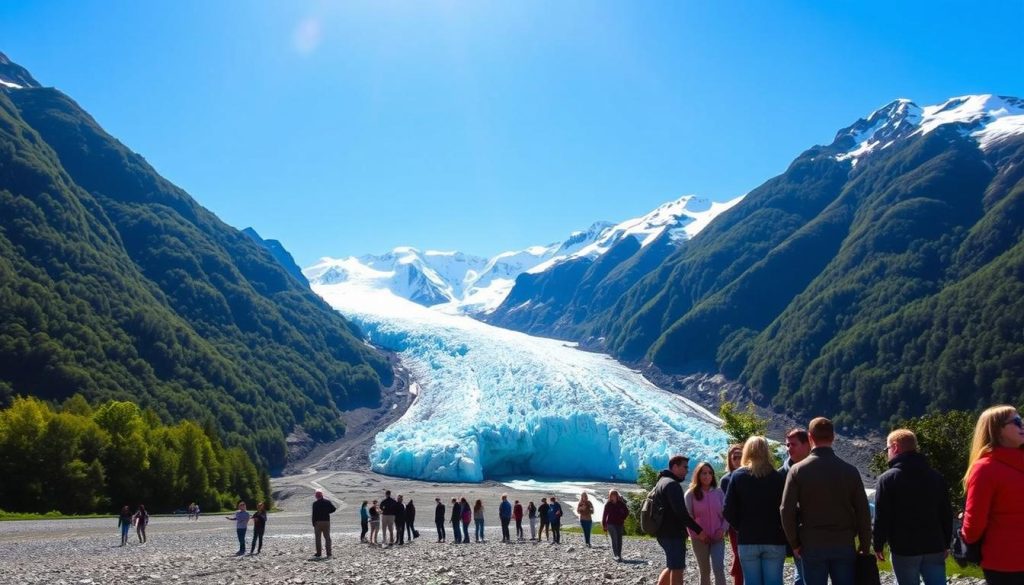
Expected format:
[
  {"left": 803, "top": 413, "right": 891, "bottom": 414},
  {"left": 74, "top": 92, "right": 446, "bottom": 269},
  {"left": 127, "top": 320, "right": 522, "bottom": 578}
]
[{"left": 314, "top": 286, "right": 730, "bottom": 483}]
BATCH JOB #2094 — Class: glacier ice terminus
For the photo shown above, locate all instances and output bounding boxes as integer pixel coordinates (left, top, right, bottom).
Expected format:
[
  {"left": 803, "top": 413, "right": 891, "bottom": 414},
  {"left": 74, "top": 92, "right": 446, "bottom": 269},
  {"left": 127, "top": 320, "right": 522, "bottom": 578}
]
[{"left": 314, "top": 285, "right": 730, "bottom": 483}]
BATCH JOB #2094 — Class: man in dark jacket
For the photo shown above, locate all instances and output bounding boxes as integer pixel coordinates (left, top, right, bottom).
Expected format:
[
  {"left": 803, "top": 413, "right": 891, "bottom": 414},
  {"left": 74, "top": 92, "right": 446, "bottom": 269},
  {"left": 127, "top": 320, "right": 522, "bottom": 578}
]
[
  {"left": 654, "top": 455, "right": 707, "bottom": 585},
  {"left": 781, "top": 418, "right": 872, "bottom": 585},
  {"left": 435, "top": 498, "right": 446, "bottom": 542},
  {"left": 538, "top": 498, "right": 550, "bottom": 541},
  {"left": 872, "top": 429, "right": 951, "bottom": 585},
  {"left": 450, "top": 498, "right": 462, "bottom": 543},
  {"left": 394, "top": 495, "right": 407, "bottom": 545},
  {"left": 380, "top": 490, "right": 398, "bottom": 545},
  {"left": 781, "top": 428, "right": 811, "bottom": 585},
  {"left": 311, "top": 490, "right": 337, "bottom": 558}
]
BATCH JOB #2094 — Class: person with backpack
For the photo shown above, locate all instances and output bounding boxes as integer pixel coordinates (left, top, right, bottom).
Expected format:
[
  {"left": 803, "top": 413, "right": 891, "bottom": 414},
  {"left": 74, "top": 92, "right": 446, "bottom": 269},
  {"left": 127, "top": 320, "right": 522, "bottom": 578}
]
[
  {"left": 538, "top": 498, "right": 550, "bottom": 541},
  {"left": 117, "top": 505, "right": 132, "bottom": 546},
  {"left": 132, "top": 504, "right": 149, "bottom": 544},
  {"left": 225, "top": 501, "right": 249, "bottom": 556},
  {"left": 602, "top": 489, "right": 630, "bottom": 561},
  {"left": 548, "top": 495, "right": 564, "bottom": 544},
  {"left": 645, "top": 455, "right": 707, "bottom": 585},
  {"left": 250, "top": 501, "right": 268, "bottom": 555},
  {"left": 961, "top": 405, "right": 1024, "bottom": 584},
  {"left": 577, "top": 492, "right": 595, "bottom": 547}
]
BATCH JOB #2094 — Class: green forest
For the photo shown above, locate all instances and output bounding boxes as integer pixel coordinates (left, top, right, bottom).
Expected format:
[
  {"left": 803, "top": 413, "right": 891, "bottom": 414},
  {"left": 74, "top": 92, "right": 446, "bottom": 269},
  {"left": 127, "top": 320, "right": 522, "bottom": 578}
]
[{"left": 0, "top": 396, "right": 269, "bottom": 514}]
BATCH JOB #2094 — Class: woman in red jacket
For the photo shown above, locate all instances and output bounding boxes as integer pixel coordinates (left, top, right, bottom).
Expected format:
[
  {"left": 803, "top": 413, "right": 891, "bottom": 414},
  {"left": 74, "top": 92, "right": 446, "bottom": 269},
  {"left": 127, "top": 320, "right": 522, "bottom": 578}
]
[{"left": 962, "top": 404, "right": 1024, "bottom": 585}]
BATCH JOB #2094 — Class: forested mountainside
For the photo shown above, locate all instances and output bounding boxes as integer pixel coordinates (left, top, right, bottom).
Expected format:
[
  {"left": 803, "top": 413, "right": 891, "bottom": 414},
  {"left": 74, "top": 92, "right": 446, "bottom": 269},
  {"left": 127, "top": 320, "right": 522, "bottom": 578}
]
[
  {"left": 0, "top": 54, "right": 391, "bottom": 470},
  {"left": 497, "top": 96, "right": 1024, "bottom": 429}
]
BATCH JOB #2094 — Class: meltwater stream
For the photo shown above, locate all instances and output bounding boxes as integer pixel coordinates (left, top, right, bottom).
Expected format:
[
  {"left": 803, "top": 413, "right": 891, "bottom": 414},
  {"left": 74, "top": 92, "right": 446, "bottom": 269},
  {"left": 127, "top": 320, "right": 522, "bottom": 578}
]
[{"left": 314, "top": 284, "right": 729, "bottom": 483}]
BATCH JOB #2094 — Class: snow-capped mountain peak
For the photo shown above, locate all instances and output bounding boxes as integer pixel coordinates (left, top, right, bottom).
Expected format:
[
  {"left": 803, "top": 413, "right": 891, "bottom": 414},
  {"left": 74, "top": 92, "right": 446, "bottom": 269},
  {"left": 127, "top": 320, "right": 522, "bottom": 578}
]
[
  {"left": 0, "top": 52, "right": 41, "bottom": 90},
  {"left": 833, "top": 94, "right": 1024, "bottom": 165}
]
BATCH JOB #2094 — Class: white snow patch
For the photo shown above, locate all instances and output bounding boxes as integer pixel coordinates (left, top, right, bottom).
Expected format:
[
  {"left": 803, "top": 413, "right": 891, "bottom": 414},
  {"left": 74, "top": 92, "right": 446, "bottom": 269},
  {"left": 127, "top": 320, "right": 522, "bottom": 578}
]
[{"left": 0, "top": 79, "right": 23, "bottom": 89}]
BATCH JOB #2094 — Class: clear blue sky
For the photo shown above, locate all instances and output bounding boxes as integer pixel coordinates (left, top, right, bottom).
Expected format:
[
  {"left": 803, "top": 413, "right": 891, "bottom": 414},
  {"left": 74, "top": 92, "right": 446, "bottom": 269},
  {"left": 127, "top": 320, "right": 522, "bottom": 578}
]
[{"left": 3, "top": 1, "right": 1022, "bottom": 265}]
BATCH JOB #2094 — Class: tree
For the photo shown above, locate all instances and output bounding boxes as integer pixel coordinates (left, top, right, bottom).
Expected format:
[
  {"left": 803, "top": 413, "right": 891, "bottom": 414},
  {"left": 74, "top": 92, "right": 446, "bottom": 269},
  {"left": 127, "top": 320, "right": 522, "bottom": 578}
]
[{"left": 719, "top": 400, "right": 768, "bottom": 444}]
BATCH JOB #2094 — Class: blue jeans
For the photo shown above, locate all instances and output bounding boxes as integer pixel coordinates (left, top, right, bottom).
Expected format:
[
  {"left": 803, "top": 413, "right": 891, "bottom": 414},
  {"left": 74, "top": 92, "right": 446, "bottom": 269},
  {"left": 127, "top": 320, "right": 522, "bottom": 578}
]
[
  {"left": 737, "top": 544, "right": 787, "bottom": 585},
  {"left": 794, "top": 552, "right": 805, "bottom": 585},
  {"left": 800, "top": 545, "right": 855, "bottom": 585},
  {"left": 890, "top": 552, "right": 946, "bottom": 585},
  {"left": 452, "top": 521, "right": 462, "bottom": 543},
  {"left": 235, "top": 528, "right": 247, "bottom": 553},
  {"left": 475, "top": 518, "right": 485, "bottom": 541},
  {"left": 580, "top": 520, "right": 593, "bottom": 545}
]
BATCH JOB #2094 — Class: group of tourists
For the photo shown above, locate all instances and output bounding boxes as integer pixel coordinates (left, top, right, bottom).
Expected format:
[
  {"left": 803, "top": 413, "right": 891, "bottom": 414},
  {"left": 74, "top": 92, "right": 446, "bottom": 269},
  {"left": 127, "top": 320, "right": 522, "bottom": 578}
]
[
  {"left": 357, "top": 490, "right": 418, "bottom": 546},
  {"left": 650, "top": 406, "right": 1024, "bottom": 585}
]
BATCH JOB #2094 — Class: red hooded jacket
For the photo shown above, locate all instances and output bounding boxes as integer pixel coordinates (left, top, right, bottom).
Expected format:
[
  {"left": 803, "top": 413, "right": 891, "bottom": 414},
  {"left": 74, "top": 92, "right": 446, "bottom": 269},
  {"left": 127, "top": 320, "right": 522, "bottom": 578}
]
[{"left": 962, "top": 446, "right": 1024, "bottom": 572}]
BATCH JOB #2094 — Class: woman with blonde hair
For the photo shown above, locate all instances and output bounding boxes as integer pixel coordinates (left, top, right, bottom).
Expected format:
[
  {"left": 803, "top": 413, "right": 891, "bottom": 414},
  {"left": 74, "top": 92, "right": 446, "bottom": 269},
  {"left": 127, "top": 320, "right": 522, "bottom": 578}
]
[
  {"left": 577, "top": 492, "right": 595, "bottom": 547},
  {"left": 686, "top": 462, "right": 729, "bottom": 585},
  {"left": 723, "top": 437, "right": 787, "bottom": 585},
  {"left": 720, "top": 445, "right": 745, "bottom": 585},
  {"left": 961, "top": 405, "right": 1024, "bottom": 584}
]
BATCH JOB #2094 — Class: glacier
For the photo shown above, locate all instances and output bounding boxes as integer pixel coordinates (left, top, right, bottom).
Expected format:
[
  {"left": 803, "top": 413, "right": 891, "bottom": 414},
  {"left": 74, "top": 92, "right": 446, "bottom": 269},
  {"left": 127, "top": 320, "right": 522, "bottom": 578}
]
[{"left": 312, "top": 282, "right": 730, "bottom": 483}]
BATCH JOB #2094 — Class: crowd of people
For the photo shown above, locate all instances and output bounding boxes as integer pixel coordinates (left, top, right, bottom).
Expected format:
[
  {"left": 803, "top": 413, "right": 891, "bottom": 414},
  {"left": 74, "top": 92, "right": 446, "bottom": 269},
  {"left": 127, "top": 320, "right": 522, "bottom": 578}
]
[{"left": 110, "top": 405, "right": 1024, "bottom": 585}]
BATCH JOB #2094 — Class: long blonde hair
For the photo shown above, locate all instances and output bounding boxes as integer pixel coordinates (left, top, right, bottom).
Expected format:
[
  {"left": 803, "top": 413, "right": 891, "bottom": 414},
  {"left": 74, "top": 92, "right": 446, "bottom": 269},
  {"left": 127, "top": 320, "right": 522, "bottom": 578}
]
[
  {"left": 687, "top": 461, "right": 717, "bottom": 500},
  {"left": 963, "top": 405, "right": 1017, "bottom": 489},
  {"left": 741, "top": 436, "right": 775, "bottom": 478}
]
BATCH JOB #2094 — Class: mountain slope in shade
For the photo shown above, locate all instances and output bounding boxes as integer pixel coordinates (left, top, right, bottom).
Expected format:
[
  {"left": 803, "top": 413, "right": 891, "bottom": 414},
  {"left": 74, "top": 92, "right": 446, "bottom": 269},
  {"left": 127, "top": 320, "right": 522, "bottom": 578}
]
[{"left": 242, "top": 227, "right": 309, "bottom": 287}]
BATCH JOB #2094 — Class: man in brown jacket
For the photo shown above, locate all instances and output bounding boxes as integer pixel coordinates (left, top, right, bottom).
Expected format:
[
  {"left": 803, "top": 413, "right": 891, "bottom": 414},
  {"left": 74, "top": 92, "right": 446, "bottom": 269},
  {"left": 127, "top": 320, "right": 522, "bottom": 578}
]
[{"left": 780, "top": 417, "right": 872, "bottom": 585}]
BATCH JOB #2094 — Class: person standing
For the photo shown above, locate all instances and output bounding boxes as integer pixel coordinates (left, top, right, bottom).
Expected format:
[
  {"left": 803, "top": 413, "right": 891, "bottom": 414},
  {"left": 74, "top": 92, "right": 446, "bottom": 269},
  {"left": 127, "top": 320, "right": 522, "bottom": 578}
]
[
  {"left": 538, "top": 498, "right": 550, "bottom": 541},
  {"left": 450, "top": 498, "right": 462, "bottom": 543},
  {"left": 435, "top": 497, "right": 447, "bottom": 542},
  {"left": 499, "top": 494, "right": 512, "bottom": 543},
  {"left": 359, "top": 501, "right": 370, "bottom": 543},
  {"left": 395, "top": 495, "right": 407, "bottom": 545},
  {"left": 548, "top": 495, "right": 564, "bottom": 544},
  {"left": 369, "top": 500, "right": 381, "bottom": 544},
  {"left": 961, "top": 405, "right": 1024, "bottom": 584},
  {"left": 461, "top": 497, "right": 472, "bottom": 544},
  {"left": 781, "top": 418, "right": 872, "bottom": 585},
  {"left": 226, "top": 501, "right": 249, "bottom": 556},
  {"left": 527, "top": 501, "right": 538, "bottom": 540},
  {"left": 380, "top": 490, "right": 397, "bottom": 545},
  {"left": 602, "top": 489, "right": 630, "bottom": 561},
  {"left": 721, "top": 445, "right": 745, "bottom": 585},
  {"left": 872, "top": 429, "right": 951, "bottom": 585},
  {"left": 723, "top": 438, "right": 787, "bottom": 585},
  {"left": 652, "top": 455, "right": 707, "bottom": 585},
  {"left": 513, "top": 500, "right": 524, "bottom": 541},
  {"left": 473, "top": 499, "right": 485, "bottom": 542},
  {"left": 117, "top": 505, "right": 132, "bottom": 546},
  {"left": 780, "top": 429, "right": 811, "bottom": 585},
  {"left": 311, "top": 489, "right": 336, "bottom": 558},
  {"left": 406, "top": 499, "right": 417, "bottom": 541},
  {"left": 687, "top": 462, "right": 729, "bottom": 585},
  {"left": 577, "top": 492, "right": 595, "bottom": 547},
  {"left": 133, "top": 504, "right": 149, "bottom": 544},
  {"left": 250, "top": 502, "right": 268, "bottom": 555}
]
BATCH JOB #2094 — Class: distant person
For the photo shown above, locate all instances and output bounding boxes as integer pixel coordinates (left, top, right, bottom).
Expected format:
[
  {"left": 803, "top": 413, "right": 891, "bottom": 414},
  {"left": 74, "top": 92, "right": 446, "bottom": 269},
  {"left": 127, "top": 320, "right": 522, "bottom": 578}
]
[
  {"left": 513, "top": 499, "right": 524, "bottom": 541},
  {"left": 961, "top": 405, "right": 1024, "bottom": 584},
  {"left": 781, "top": 418, "right": 872, "bottom": 585},
  {"left": 250, "top": 502, "right": 268, "bottom": 555},
  {"left": 602, "top": 489, "right": 630, "bottom": 561},
  {"left": 686, "top": 462, "right": 728, "bottom": 585},
  {"left": 721, "top": 444, "right": 745, "bottom": 585},
  {"left": 117, "top": 505, "right": 132, "bottom": 546},
  {"left": 450, "top": 498, "right": 462, "bottom": 543},
  {"left": 133, "top": 504, "right": 149, "bottom": 544},
  {"left": 651, "top": 455, "right": 707, "bottom": 585},
  {"left": 311, "top": 489, "right": 336, "bottom": 558},
  {"left": 499, "top": 494, "right": 512, "bottom": 543},
  {"left": 473, "top": 499, "right": 485, "bottom": 542},
  {"left": 187, "top": 502, "right": 197, "bottom": 520},
  {"left": 548, "top": 495, "right": 564, "bottom": 544},
  {"left": 460, "top": 497, "right": 472, "bottom": 544},
  {"left": 435, "top": 497, "right": 447, "bottom": 542},
  {"left": 395, "top": 495, "right": 408, "bottom": 545},
  {"left": 369, "top": 499, "right": 381, "bottom": 544},
  {"left": 193, "top": 503, "right": 201, "bottom": 520},
  {"left": 359, "top": 501, "right": 370, "bottom": 543},
  {"left": 380, "top": 490, "right": 397, "bottom": 545},
  {"left": 577, "top": 492, "right": 595, "bottom": 547},
  {"left": 780, "top": 429, "right": 811, "bottom": 585},
  {"left": 226, "top": 501, "right": 250, "bottom": 556},
  {"left": 538, "top": 498, "right": 551, "bottom": 541},
  {"left": 872, "top": 429, "right": 951, "bottom": 585},
  {"left": 406, "top": 499, "right": 418, "bottom": 540},
  {"left": 527, "top": 501, "right": 538, "bottom": 540}
]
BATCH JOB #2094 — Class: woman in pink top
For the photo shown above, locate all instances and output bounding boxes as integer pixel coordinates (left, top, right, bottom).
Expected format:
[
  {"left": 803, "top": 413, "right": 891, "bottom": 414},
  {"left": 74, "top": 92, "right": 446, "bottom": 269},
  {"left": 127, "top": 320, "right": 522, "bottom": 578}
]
[{"left": 686, "top": 462, "right": 729, "bottom": 585}]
